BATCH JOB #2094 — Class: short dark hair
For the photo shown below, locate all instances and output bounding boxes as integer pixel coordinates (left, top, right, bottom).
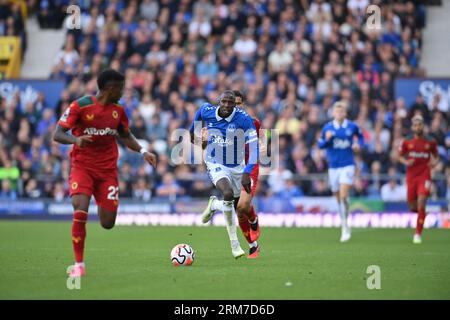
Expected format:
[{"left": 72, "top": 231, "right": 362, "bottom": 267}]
[
  {"left": 97, "top": 69, "right": 125, "bottom": 90},
  {"left": 233, "top": 90, "right": 244, "bottom": 103},
  {"left": 218, "top": 90, "right": 235, "bottom": 103}
]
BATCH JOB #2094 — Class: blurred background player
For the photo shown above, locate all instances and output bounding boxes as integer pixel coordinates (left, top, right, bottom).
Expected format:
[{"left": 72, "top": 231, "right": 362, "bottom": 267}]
[
  {"left": 53, "top": 69, "right": 157, "bottom": 277},
  {"left": 318, "top": 101, "right": 364, "bottom": 242},
  {"left": 398, "top": 115, "right": 439, "bottom": 244},
  {"left": 189, "top": 90, "right": 259, "bottom": 259}
]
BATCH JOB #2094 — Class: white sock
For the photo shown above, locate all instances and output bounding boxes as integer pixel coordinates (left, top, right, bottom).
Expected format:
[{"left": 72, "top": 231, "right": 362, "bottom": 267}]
[
  {"left": 223, "top": 200, "right": 238, "bottom": 241},
  {"left": 337, "top": 201, "right": 346, "bottom": 230},
  {"left": 211, "top": 198, "right": 223, "bottom": 211},
  {"left": 343, "top": 199, "right": 350, "bottom": 229},
  {"left": 339, "top": 200, "right": 349, "bottom": 230},
  {"left": 75, "top": 262, "right": 85, "bottom": 267},
  {"left": 249, "top": 241, "right": 258, "bottom": 248}
]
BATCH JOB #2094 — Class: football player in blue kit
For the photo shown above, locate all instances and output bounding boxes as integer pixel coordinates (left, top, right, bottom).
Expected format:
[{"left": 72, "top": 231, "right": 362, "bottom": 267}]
[{"left": 189, "top": 90, "right": 259, "bottom": 258}]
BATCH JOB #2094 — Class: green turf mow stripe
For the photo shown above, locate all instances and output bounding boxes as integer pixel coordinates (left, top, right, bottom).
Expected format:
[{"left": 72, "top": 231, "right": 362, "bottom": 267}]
[{"left": 0, "top": 221, "right": 449, "bottom": 300}]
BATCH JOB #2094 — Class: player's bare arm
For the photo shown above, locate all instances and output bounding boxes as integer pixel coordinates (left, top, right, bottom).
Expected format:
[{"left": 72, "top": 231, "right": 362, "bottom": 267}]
[
  {"left": 190, "top": 130, "right": 208, "bottom": 150},
  {"left": 398, "top": 154, "right": 414, "bottom": 166},
  {"left": 53, "top": 124, "right": 93, "bottom": 147},
  {"left": 200, "top": 127, "right": 208, "bottom": 150},
  {"left": 118, "top": 127, "right": 157, "bottom": 167},
  {"left": 325, "top": 130, "right": 334, "bottom": 141},
  {"left": 428, "top": 154, "right": 439, "bottom": 169}
]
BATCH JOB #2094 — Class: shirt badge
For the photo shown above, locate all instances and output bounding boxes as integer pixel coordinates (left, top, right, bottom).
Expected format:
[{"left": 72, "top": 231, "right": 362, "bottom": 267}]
[{"left": 227, "top": 124, "right": 236, "bottom": 132}]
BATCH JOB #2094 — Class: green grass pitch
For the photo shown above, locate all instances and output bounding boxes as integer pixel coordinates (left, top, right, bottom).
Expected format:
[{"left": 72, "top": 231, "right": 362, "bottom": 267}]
[{"left": 0, "top": 220, "right": 449, "bottom": 299}]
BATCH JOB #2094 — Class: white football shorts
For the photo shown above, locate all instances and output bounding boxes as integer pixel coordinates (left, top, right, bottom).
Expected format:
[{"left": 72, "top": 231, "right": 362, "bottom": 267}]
[
  {"left": 205, "top": 161, "right": 245, "bottom": 198},
  {"left": 328, "top": 165, "right": 355, "bottom": 193}
]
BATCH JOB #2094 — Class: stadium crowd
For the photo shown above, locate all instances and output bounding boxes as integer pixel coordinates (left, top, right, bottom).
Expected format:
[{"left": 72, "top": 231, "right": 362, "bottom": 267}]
[
  {"left": 0, "top": 0, "right": 27, "bottom": 59},
  {"left": 0, "top": 0, "right": 449, "bottom": 203}
]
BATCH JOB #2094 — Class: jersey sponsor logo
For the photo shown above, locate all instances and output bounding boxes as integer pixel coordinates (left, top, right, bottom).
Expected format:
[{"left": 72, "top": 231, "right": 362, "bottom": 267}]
[
  {"left": 210, "top": 135, "right": 233, "bottom": 146},
  {"left": 408, "top": 151, "right": 429, "bottom": 159},
  {"left": 112, "top": 110, "right": 118, "bottom": 119},
  {"left": 60, "top": 108, "right": 70, "bottom": 122},
  {"left": 333, "top": 138, "right": 351, "bottom": 149},
  {"left": 86, "top": 114, "right": 94, "bottom": 121},
  {"left": 83, "top": 127, "right": 118, "bottom": 136}
]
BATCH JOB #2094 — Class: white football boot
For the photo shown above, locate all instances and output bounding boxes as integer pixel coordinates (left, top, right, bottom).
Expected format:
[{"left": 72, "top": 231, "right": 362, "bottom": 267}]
[
  {"left": 231, "top": 240, "right": 245, "bottom": 259},
  {"left": 340, "top": 226, "right": 351, "bottom": 243},
  {"left": 202, "top": 196, "right": 218, "bottom": 223}
]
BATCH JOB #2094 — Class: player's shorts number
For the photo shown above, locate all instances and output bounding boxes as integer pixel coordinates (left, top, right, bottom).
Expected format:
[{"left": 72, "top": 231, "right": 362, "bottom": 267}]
[
  {"left": 424, "top": 180, "right": 431, "bottom": 190},
  {"left": 107, "top": 186, "right": 119, "bottom": 200}
]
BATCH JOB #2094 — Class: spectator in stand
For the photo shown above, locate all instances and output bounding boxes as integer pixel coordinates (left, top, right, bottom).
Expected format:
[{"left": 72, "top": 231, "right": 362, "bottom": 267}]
[
  {"left": 156, "top": 173, "right": 185, "bottom": 200},
  {"left": 132, "top": 178, "right": 152, "bottom": 202},
  {"left": 380, "top": 168, "right": 407, "bottom": 202},
  {"left": 0, "top": 0, "right": 446, "bottom": 202}
]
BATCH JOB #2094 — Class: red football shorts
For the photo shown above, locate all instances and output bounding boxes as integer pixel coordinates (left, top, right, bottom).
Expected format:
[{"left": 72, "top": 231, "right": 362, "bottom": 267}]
[
  {"left": 242, "top": 164, "right": 259, "bottom": 197},
  {"left": 407, "top": 176, "right": 431, "bottom": 202},
  {"left": 69, "top": 165, "right": 119, "bottom": 212}
]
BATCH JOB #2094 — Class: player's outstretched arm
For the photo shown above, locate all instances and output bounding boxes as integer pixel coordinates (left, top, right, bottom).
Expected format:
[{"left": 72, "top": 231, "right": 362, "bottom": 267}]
[
  {"left": 398, "top": 155, "right": 414, "bottom": 167},
  {"left": 352, "top": 124, "right": 365, "bottom": 153},
  {"left": 118, "top": 128, "right": 157, "bottom": 167},
  {"left": 52, "top": 125, "right": 93, "bottom": 147},
  {"left": 428, "top": 154, "right": 440, "bottom": 169}
]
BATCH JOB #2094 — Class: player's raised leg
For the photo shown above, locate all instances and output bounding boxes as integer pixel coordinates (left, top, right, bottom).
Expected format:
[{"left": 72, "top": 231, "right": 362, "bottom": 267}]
[
  {"left": 69, "top": 194, "right": 90, "bottom": 277},
  {"left": 237, "top": 189, "right": 259, "bottom": 258},
  {"left": 98, "top": 206, "right": 118, "bottom": 229},
  {"left": 202, "top": 195, "right": 219, "bottom": 223},
  {"left": 94, "top": 176, "right": 120, "bottom": 230},
  {"left": 215, "top": 178, "right": 245, "bottom": 259}
]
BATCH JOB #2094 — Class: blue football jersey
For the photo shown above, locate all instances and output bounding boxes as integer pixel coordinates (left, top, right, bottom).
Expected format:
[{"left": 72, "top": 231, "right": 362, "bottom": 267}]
[
  {"left": 189, "top": 103, "right": 259, "bottom": 174},
  {"left": 317, "top": 119, "right": 364, "bottom": 169}
]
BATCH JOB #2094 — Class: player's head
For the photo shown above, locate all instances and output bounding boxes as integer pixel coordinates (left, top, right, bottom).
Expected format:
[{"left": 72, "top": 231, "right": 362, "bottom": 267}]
[
  {"left": 411, "top": 115, "right": 424, "bottom": 136},
  {"left": 217, "top": 90, "right": 236, "bottom": 117},
  {"left": 233, "top": 90, "right": 244, "bottom": 108},
  {"left": 97, "top": 69, "right": 125, "bottom": 102},
  {"left": 332, "top": 101, "right": 347, "bottom": 122}
]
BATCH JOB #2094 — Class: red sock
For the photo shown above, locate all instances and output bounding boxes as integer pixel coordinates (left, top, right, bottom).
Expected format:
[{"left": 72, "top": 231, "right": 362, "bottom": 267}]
[
  {"left": 415, "top": 207, "right": 426, "bottom": 236},
  {"left": 246, "top": 205, "right": 257, "bottom": 223},
  {"left": 72, "top": 210, "right": 88, "bottom": 263},
  {"left": 238, "top": 215, "right": 252, "bottom": 244}
]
